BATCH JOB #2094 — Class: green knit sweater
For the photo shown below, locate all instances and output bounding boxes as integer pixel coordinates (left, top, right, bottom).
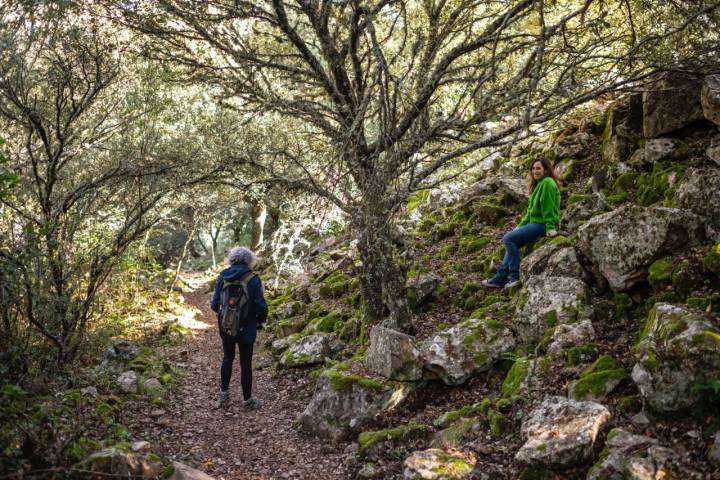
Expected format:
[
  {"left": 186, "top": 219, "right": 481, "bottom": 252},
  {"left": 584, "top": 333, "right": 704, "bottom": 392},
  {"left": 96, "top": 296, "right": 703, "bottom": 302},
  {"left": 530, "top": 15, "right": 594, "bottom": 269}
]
[{"left": 518, "top": 176, "right": 560, "bottom": 231}]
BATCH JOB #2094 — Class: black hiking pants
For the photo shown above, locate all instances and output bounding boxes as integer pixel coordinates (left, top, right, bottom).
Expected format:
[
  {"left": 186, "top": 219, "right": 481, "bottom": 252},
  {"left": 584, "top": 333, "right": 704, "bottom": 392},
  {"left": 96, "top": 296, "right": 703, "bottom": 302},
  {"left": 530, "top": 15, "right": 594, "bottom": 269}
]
[{"left": 220, "top": 334, "right": 254, "bottom": 400}]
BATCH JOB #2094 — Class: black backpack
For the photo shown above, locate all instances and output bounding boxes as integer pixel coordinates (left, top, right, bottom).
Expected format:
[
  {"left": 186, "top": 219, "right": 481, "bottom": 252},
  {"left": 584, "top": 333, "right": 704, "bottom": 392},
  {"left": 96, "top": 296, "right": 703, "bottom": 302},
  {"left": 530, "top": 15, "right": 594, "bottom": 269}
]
[{"left": 219, "top": 271, "right": 256, "bottom": 337}]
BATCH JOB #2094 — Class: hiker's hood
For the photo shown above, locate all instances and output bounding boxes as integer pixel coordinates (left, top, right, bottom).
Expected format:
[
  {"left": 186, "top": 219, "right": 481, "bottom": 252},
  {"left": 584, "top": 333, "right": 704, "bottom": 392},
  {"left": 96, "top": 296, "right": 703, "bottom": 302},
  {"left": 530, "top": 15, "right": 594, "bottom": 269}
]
[{"left": 219, "top": 263, "right": 252, "bottom": 281}]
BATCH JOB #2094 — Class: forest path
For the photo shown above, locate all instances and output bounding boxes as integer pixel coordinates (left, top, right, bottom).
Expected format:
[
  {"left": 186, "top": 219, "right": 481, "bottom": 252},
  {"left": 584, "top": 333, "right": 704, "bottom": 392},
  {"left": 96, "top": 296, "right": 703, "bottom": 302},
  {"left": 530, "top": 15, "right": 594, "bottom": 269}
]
[{"left": 155, "top": 283, "right": 351, "bottom": 480}]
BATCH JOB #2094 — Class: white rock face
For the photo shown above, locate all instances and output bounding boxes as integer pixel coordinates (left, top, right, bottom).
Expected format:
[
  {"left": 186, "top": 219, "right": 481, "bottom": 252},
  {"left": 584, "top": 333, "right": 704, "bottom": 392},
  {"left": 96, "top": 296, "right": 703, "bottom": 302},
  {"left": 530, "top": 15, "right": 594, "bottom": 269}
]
[
  {"left": 587, "top": 429, "right": 679, "bottom": 480},
  {"left": 403, "top": 448, "right": 476, "bottom": 479},
  {"left": 365, "top": 326, "right": 423, "bottom": 382},
  {"left": 420, "top": 318, "right": 515, "bottom": 386},
  {"left": 702, "top": 74, "right": 720, "bottom": 125},
  {"left": 632, "top": 303, "right": 720, "bottom": 413},
  {"left": 515, "top": 396, "right": 610, "bottom": 468},
  {"left": 630, "top": 138, "right": 679, "bottom": 164},
  {"left": 515, "top": 276, "right": 589, "bottom": 344},
  {"left": 547, "top": 320, "right": 595, "bottom": 354},
  {"left": 297, "top": 370, "right": 410, "bottom": 442},
  {"left": 677, "top": 166, "right": 720, "bottom": 219},
  {"left": 520, "top": 244, "right": 589, "bottom": 283},
  {"left": 577, "top": 204, "right": 705, "bottom": 290},
  {"left": 279, "top": 333, "right": 341, "bottom": 368},
  {"left": 117, "top": 371, "right": 138, "bottom": 394}
]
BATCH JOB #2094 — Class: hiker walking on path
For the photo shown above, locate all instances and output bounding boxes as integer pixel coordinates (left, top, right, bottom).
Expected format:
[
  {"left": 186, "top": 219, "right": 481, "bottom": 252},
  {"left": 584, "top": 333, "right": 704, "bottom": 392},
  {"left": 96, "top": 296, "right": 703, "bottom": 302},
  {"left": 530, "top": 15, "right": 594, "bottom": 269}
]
[
  {"left": 482, "top": 158, "right": 561, "bottom": 289},
  {"left": 211, "top": 246, "right": 268, "bottom": 409}
]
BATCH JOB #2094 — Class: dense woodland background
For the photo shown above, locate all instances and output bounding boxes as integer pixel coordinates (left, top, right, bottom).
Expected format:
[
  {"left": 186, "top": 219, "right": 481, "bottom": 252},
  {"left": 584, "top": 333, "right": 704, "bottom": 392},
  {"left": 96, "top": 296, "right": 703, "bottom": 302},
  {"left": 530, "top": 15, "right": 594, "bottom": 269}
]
[{"left": 1, "top": 1, "right": 720, "bottom": 479}]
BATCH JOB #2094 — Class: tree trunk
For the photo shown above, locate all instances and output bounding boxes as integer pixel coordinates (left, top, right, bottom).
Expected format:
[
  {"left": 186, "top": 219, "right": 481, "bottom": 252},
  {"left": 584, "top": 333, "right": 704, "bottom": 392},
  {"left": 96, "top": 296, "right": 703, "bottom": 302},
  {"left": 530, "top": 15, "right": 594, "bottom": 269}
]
[
  {"left": 355, "top": 208, "right": 413, "bottom": 334},
  {"left": 250, "top": 200, "right": 267, "bottom": 250}
]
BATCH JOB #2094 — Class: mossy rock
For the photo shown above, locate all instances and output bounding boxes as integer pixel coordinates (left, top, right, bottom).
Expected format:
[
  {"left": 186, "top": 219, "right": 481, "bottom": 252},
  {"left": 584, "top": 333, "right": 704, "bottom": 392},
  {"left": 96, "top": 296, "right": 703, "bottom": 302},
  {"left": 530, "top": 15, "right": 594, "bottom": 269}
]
[
  {"left": 319, "top": 271, "right": 350, "bottom": 298},
  {"left": 612, "top": 172, "right": 637, "bottom": 192},
  {"left": 325, "top": 369, "right": 386, "bottom": 394},
  {"left": 671, "top": 258, "right": 702, "bottom": 297},
  {"left": 305, "top": 311, "right": 344, "bottom": 334},
  {"left": 501, "top": 357, "right": 530, "bottom": 398},
  {"left": 569, "top": 355, "right": 626, "bottom": 401},
  {"left": 567, "top": 193, "right": 590, "bottom": 206},
  {"left": 648, "top": 258, "right": 673, "bottom": 291},
  {"left": 358, "top": 422, "right": 430, "bottom": 457},
  {"left": 431, "top": 417, "right": 481, "bottom": 448},
  {"left": 565, "top": 343, "right": 598, "bottom": 366},
  {"left": 458, "top": 236, "right": 490, "bottom": 254},
  {"left": 488, "top": 410, "right": 509, "bottom": 436},
  {"left": 616, "top": 395, "right": 642, "bottom": 416},
  {"left": 433, "top": 401, "right": 489, "bottom": 429},
  {"left": 704, "top": 243, "right": 720, "bottom": 276}
]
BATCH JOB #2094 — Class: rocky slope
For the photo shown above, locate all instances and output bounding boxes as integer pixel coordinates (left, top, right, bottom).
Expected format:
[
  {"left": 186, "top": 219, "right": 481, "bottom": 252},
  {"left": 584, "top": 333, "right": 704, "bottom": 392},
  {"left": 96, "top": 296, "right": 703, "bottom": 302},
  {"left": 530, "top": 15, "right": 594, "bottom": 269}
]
[{"left": 261, "top": 71, "right": 720, "bottom": 479}]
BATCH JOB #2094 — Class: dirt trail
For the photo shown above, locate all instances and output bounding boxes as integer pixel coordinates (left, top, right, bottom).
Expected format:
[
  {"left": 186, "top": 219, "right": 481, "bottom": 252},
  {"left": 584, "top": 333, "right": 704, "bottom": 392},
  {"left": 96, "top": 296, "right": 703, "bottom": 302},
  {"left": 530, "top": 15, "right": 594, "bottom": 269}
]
[{"left": 152, "top": 286, "right": 351, "bottom": 480}]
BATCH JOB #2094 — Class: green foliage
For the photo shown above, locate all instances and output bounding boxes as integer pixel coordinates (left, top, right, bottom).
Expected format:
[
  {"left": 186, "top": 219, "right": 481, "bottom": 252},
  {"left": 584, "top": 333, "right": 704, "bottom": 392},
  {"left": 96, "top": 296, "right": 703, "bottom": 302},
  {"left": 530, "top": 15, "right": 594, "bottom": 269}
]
[
  {"left": 571, "top": 356, "right": 627, "bottom": 400},
  {"left": 358, "top": 423, "right": 429, "bottom": 455},
  {"left": 501, "top": 357, "right": 529, "bottom": 398},
  {"left": 325, "top": 369, "right": 385, "bottom": 394},
  {"left": 704, "top": 243, "right": 720, "bottom": 276},
  {"left": 407, "top": 189, "right": 430, "bottom": 213},
  {"left": 488, "top": 410, "right": 509, "bottom": 436}
]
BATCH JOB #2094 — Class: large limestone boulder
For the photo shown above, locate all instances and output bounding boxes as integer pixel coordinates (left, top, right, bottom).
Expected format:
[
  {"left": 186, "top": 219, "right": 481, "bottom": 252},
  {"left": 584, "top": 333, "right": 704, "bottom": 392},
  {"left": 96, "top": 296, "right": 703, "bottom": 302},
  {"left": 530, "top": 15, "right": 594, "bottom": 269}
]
[
  {"left": 427, "top": 175, "right": 528, "bottom": 211},
  {"left": 520, "top": 243, "right": 589, "bottom": 283},
  {"left": 677, "top": 166, "right": 720, "bottom": 219},
  {"left": 515, "top": 396, "right": 611, "bottom": 468},
  {"left": 643, "top": 72, "right": 704, "bottom": 138},
  {"left": 297, "top": 369, "right": 411, "bottom": 442},
  {"left": 702, "top": 74, "right": 720, "bottom": 125},
  {"left": 365, "top": 326, "right": 423, "bottom": 382},
  {"left": 577, "top": 204, "right": 705, "bottom": 290},
  {"left": 279, "top": 333, "right": 341, "bottom": 368},
  {"left": 632, "top": 303, "right": 720, "bottom": 413},
  {"left": 515, "top": 276, "right": 589, "bottom": 344},
  {"left": 420, "top": 318, "right": 515, "bottom": 386},
  {"left": 559, "top": 194, "right": 607, "bottom": 233},
  {"left": 403, "top": 449, "right": 476, "bottom": 479},
  {"left": 587, "top": 429, "right": 679, "bottom": 480}
]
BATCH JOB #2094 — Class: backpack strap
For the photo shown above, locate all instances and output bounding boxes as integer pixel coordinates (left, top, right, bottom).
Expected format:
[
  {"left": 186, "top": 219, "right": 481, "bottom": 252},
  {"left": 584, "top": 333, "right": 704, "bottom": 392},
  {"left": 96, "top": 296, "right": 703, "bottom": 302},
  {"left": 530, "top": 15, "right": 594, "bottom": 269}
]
[{"left": 238, "top": 270, "right": 257, "bottom": 287}]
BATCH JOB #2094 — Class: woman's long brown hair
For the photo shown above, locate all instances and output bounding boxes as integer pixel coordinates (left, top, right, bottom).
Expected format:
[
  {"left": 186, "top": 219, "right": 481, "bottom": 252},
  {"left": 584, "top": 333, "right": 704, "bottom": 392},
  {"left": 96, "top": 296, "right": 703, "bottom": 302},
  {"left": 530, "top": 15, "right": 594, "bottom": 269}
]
[{"left": 527, "top": 158, "right": 561, "bottom": 193}]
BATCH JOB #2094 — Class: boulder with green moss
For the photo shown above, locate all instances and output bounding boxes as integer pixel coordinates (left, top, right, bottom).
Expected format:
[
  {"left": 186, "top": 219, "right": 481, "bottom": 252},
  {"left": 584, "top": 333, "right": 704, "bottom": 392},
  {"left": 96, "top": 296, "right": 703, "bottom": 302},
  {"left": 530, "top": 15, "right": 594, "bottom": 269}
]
[
  {"left": 568, "top": 355, "right": 626, "bottom": 401},
  {"left": 430, "top": 417, "right": 482, "bottom": 448},
  {"left": 365, "top": 326, "right": 423, "bottom": 382},
  {"left": 705, "top": 242, "right": 720, "bottom": 276},
  {"left": 547, "top": 319, "right": 595, "bottom": 354},
  {"left": 277, "top": 316, "right": 311, "bottom": 337},
  {"left": 515, "top": 396, "right": 611, "bottom": 468},
  {"left": 403, "top": 448, "right": 477, "bottom": 480},
  {"left": 677, "top": 167, "right": 720, "bottom": 219},
  {"left": 501, "top": 357, "right": 533, "bottom": 398},
  {"left": 631, "top": 303, "right": 720, "bottom": 413},
  {"left": 520, "top": 243, "right": 589, "bottom": 284},
  {"left": 577, "top": 204, "right": 705, "bottom": 290},
  {"left": 303, "top": 311, "right": 345, "bottom": 334},
  {"left": 407, "top": 274, "right": 441, "bottom": 311},
  {"left": 279, "top": 333, "right": 342, "bottom": 368},
  {"left": 270, "top": 333, "right": 302, "bottom": 355},
  {"left": 420, "top": 317, "right": 515, "bottom": 386},
  {"left": 515, "top": 276, "right": 590, "bottom": 344},
  {"left": 643, "top": 71, "right": 704, "bottom": 138},
  {"left": 586, "top": 428, "right": 679, "bottom": 480},
  {"left": 358, "top": 422, "right": 430, "bottom": 460},
  {"left": 296, "top": 369, "right": 411, "bottom": 442},
  {"left": 647, "top": 258, "right": 673, "bottom": 291}
]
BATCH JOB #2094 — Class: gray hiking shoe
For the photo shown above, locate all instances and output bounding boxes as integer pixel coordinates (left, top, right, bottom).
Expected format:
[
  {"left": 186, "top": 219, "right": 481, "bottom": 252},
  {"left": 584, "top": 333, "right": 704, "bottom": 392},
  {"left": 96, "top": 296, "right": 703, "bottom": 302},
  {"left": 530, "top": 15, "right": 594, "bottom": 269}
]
[
  {"left": 242, "top": 397, "right": 261, "bottom": 411},
  {"left": 217, "top": 390, "right": 229, "bottom": 408},
  {"left": 504, "top": 279, "right": 521, "bottom": 289}
]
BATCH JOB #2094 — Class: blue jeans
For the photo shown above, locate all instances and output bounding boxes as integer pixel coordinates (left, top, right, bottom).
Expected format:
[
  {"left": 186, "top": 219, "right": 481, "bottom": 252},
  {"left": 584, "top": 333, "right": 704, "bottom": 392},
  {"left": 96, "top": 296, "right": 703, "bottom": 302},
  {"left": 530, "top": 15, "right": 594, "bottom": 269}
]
[{"left": 492, "top": 223, "right": 546, "bottom": 282}]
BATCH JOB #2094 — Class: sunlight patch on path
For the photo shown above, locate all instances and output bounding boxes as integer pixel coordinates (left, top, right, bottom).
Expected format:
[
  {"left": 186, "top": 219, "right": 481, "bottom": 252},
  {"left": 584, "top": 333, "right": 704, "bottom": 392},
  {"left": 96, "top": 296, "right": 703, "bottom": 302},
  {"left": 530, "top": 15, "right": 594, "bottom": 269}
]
[{"left": 177, "top": 306, "right": 210, "bottom": 330}]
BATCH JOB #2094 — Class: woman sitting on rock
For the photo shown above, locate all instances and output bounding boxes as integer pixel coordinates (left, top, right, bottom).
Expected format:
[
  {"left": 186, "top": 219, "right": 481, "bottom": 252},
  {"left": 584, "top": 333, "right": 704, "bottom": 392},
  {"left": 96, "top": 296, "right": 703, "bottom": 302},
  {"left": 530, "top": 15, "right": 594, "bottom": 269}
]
[{"left": 482, "top": 158, "right": 560, "bottom": 289}]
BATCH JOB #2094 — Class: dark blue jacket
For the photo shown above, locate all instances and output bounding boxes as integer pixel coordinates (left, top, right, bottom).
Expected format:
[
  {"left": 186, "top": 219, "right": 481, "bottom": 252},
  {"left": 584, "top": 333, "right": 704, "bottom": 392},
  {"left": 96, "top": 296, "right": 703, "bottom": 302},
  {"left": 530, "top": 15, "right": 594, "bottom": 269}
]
[{"left": 210, "top": 263, "right": 268, "bottom": 344}]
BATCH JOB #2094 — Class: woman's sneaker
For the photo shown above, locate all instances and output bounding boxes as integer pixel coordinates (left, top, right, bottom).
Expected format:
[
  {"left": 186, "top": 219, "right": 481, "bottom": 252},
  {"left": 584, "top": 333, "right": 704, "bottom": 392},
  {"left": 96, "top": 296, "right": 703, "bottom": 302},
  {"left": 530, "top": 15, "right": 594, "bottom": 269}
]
[
  {"left": 481, "top": 278, "right": 506, "bottom": 288},
  {"left": 504, "top": 278, "right": 521, "bottom": 289},
  {"left": 216, "top": 390, "right": 230, "bottom": 408},
  {"left": 242, "top": 397, "right": 261, "bottom": 411}
]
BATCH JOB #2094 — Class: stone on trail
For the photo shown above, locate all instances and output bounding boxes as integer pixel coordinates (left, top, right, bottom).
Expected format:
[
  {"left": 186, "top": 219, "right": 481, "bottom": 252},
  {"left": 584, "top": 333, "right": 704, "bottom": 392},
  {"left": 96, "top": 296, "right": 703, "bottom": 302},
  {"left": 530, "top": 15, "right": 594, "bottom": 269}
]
[
  {"left": 142, "top": 377, "right": 163, "bottom": 394},
  {"left": 515, "top": 396, "right": 610, "bottom": 468},
  {"left": 420, "top": 317, "right": 515, "bottom": 386},
  {"left": 403, "top": 448, "right": 477, "bottom": 480},
  {"left": 82, "top": 447, "right": 162, "bottom": 478},
  {"left": 515, "top": 276, "right": 589, "bottom": 344},
  {"left": 632, "top": 303, "right": 720, "bottom": 413},
  {"left": 296, "top": 369, "right": 412, "bottom": 442},
  {"left": 279, "top": 333, "right": 341, "bottom": 368},
  {"left": 547, "top": 319, "right": 595, "bottom": 354},
  {"left": 365, "top": 326, "right": 423, "bottom": 381},
  {"left": 169, "top": 461, "right": 216, "bottom": 480},
  {"left": 586, "top": 428, "right": 679, "bottom": 480},
  {"left": 577, "top": 204, "right": 705, "bottom": 290},
  {"left": 117, "top": 370, "right": 138, "bottom": 394},
  {"left": 677, "top": 166, "right": 720, "bottom": 219}
]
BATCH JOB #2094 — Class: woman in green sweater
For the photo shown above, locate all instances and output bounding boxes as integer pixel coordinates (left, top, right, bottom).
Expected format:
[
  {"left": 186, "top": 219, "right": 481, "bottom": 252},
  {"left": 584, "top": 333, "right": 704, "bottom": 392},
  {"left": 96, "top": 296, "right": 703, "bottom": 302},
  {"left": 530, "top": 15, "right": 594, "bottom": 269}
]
[{"left": 482, "top": 158, "right": 561, "bottom": 288}]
